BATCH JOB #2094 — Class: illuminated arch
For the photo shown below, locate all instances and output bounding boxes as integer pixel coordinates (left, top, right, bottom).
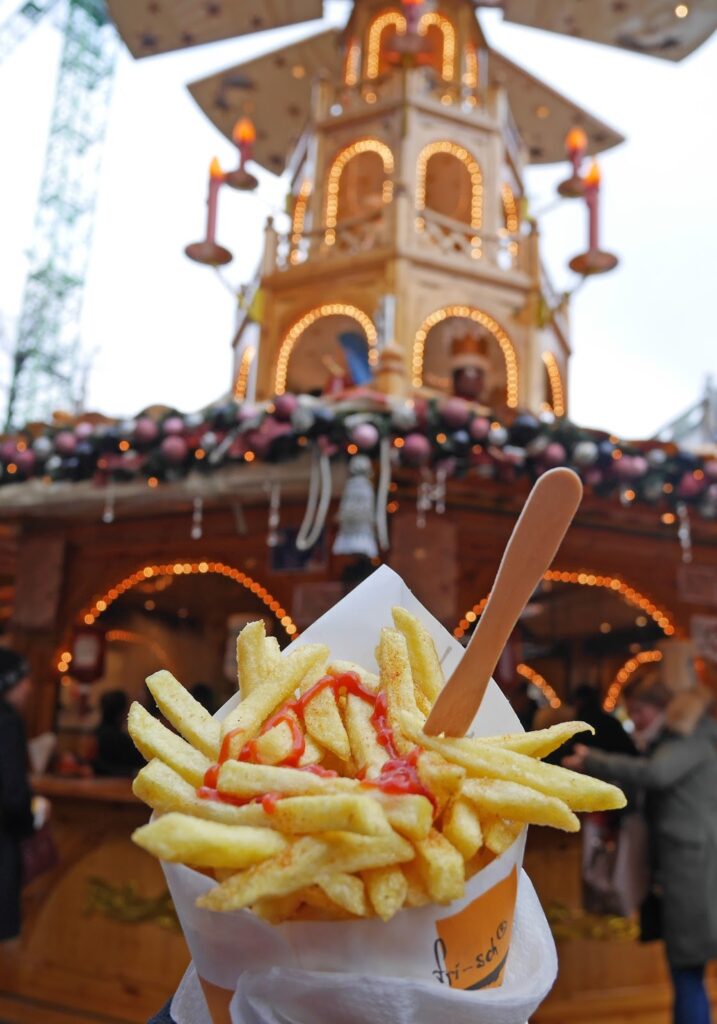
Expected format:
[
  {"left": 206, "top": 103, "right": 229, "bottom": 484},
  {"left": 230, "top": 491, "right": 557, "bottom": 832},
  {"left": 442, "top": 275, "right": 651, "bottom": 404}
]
[
  {"left": 234, "top": 346, "right": 255, "bottom": 400},
  {"left": 416, "top": 142, "right": 483, "bottom": 241},
  {"left": 413, "top": 306, "right": 518, "bottom": 406},
  {"left": 275, "top": 303, "right": 378, "bottom": 395},
  {"left": 418, "top": 11, "right": 455, "bottom": 80},
  {"left": 344, "top": 37, "right": 361, "bottom": 86},
  {"left": 77, "top": 561, "right": 297, "bottom": 637},
  {"left": 454, "top": 571, "right": 676, "bottom": 640},
  {"left": 463, "top": 42, "right": 478, "bottom": 89},
  {"left": 604, "top": 650, "right": 662, "bottom": 712},
  {"left": 366, "top": 10, "right": 406, "bottom": 78},
  {"left": 325, "top": 139, "right": 394, "bottom": 244},
  {"left": 290, "top": 179, "right": 312, "bottom": 265},
  {"left": 542, "top": 352, "right": 565, "bottom": 417},
  {"left": 517, "top": 663, "right": 561, "bottom": 709}
]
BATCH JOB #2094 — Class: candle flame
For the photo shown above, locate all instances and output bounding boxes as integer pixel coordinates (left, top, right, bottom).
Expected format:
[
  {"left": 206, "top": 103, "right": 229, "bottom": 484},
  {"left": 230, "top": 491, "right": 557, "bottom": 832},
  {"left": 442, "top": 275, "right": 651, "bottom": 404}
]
[
  {"left": 584, "top": 160, "right": 601, "bottom": 188},
  {"left": 232, "top": 117, "right": 256, "bottom": 145},
  {"left": 565, "top": 126, "right": 588, "bottom": 155},
  {"left": 209, "top": 157, "right": 223, "bottom": 179}
]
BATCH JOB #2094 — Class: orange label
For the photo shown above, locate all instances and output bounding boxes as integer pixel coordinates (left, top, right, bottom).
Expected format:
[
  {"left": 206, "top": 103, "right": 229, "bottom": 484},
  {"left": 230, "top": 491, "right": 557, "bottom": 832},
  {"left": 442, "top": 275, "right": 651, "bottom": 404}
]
[{"left": 433, "top": 867, "right": 518, "bottom": 990}]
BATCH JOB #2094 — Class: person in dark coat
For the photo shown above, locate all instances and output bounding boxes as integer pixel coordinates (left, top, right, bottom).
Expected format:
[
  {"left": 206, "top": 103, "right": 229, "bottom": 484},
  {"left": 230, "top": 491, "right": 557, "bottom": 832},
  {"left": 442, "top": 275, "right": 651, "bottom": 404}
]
[
  {"left": 94, "top": 690, "right": 144, "bottom": 777},
  {"left": 0, "top": 648, "right": 35, "bottom": 942},
  {"left": 565, "top": 674, "right": 717, "bottom": 1024},
  {"left": 572, "top": 684, "right": 637, "bottom": 756}
]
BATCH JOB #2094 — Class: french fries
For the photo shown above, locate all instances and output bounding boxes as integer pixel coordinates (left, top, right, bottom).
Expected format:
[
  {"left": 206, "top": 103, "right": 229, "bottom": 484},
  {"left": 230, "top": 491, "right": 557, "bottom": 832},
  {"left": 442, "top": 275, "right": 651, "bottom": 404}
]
[{"left": 130, "top": 607, "right": 626, "bottom": 924}]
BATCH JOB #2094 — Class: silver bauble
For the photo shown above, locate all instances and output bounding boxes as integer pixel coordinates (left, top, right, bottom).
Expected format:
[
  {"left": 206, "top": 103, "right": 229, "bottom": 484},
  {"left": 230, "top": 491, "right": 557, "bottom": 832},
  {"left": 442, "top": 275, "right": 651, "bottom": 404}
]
[
  {"left": 200, "top": 431, "right": 218, "bottom": 451},
  {"left": 646, "top": 448, "right": 667, "bottom": 468},
  {"left": 184, "top": 412, "right": 205, "bottom": 430},
  {"left": 526, "top": 435, "right": 549, "bottom": 457},
  {"left": 488, "top": 425, "right": 508, "bottom": 447},
  {"left": 391, "top": 402, "right": 418, "bottom": 431},
  {"left": 32, "top": 436, "right": 53, "bottom": 459},
  {"left": 291, "top": 407, "right": 315, "bottom": 433},
  {"left": 572, "top": 440, "right": 599, "bottom": 467}
]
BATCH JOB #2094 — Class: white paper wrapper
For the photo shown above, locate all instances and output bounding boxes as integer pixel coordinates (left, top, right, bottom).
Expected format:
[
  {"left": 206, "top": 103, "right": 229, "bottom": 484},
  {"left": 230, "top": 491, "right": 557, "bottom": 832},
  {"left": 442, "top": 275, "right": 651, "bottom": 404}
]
[{"left": 162, "top": 566, "right": 557, "bottom": 1022}]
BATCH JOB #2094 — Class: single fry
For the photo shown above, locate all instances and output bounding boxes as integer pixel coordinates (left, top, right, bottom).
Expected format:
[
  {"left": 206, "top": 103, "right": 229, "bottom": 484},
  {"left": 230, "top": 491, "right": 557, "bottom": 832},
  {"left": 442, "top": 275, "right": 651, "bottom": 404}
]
[
  {"left": 328, "top": 661, "right": 378, "bottom": 691},
  {"left": 401, "top": 860, "right": 431, "bottom": 908},
  {"left": 482, "top": 817, "right": 523, "bottom": 856},
  {"left": 344, "top": 689, "right": 389, "bottom": 779},
  {"left": 221, "top": 643, "right": 329, "bottom": 756},
  {"left": 363, "top": 865, "right": 408, "bottom": 921},
  {"left": 252, "top": 892, "right": 302, "bottom": 924},
  {"left": 377, "top": 628, "right": 422, "bottom": 755},
  {"left": 417, "top": 751, "right": 464, "bottom": 812},
  {"left": 443, "top": 796, "right": 484, "bottom": 860},
  {"left": 269, "top": 794, "right": 390, "bottom": 836},
  {"left": 128, "top": 702, "right": 211, "bottom": 787},
  {"left": 236, "top": 619, "right": 267, "bottom": 697},
  {"left": 218, "top": 760, "right": 357, "bottom": 799},
  {"left": 198, "top": 831, "right": 414, "bottom": 912},
  {"left": 461, "top": 778, "right": 580, "bottom": 832},
  {"left": 402, "top": 714, "right": 626, "bottom": 812},
  {"left": 469, "top": 721, "right": 594, "bottom": 759},
  {"left": 300, "top": 662, "right": 351, "bottom": 762},
  {"left": 414, "top": 829, "right": 465, "bottom": 904},
  {"left": 132, "top": 813, "right": 288, "bottom": 869},
  {"left": 371, "top": 792, "right": 433, "bottom": 841},
  {"left": 318, "top": 872, "right": 368, "bottom": 917},
  {"left": 145, "top": 670, "right": 220, "bottom": 759},
  {"left": 133, "top": 759, "right": 265, "bottom": 827},
  {"left": 391, "top": 606, "right": 444, "bottom": 703}
]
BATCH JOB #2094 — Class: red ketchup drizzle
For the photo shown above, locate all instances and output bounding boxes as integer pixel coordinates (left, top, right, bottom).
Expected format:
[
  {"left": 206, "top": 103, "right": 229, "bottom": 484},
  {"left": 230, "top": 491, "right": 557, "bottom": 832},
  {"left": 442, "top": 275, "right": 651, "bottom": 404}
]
[{"left": 198, "top": 671, "right": 432, "bottom": 811}]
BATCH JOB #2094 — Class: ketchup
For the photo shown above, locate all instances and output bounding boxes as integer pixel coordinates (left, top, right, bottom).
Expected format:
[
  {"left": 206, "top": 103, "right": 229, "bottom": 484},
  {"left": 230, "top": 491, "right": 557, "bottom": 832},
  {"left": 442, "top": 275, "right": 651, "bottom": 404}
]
[{"left": 198, "top": 670, "right": 433, "bottom": 811}]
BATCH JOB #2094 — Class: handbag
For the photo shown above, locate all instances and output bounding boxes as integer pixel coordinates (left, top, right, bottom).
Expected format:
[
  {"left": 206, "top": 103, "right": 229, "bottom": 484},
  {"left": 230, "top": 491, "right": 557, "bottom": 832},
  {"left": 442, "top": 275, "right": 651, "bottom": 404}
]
[
  {"left": 581, "top": 811, "right": 650, "bottom": 918},
  {"left": 21, "top": 819, "right": 59, "bottom": 887}
]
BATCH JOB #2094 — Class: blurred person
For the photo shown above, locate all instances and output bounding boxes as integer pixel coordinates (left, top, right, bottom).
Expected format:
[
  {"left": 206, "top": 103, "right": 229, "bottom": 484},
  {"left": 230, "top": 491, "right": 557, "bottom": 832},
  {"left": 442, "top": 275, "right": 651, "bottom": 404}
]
[
  {"left": 94, "top": 689, "right": 143, "bottom": 777},
  {"left": 0, "top": 649, "right": 34, "bottom": 942},
  {"left": 564, "top": 673, "right": 717, "bottom": 1024},
  {"left": 572, "top": 684, "right": 637, "bottom": 756}
]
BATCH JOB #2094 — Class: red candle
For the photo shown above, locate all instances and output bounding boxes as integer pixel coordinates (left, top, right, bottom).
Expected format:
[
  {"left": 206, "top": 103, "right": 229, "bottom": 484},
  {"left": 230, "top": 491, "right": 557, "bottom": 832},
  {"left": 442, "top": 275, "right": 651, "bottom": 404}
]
[
  {"left": 206, "top": 157, "right": 223, "bottom": 243},
  {"left": 565, "top": 126, "right": 588, "bottom": 176},
  {"left": 584, "top": 160, "right": 601, "bottom": 250},
  {"left": 232, "top": 117, "right": 256, "bottom": 168}
]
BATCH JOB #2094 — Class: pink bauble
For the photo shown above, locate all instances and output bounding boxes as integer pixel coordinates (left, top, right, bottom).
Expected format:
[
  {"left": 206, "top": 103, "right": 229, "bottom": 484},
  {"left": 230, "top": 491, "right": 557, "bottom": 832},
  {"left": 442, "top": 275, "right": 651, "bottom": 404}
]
[
  {"left": 163, "top": 416, "right": 185, "bottom": 436},
  {"left": 630, "top": 456, "right": 648, "bottom": 478},
  {"left": 16, "top": 449, "right": 36, "bottom": 475},
  {"left": 134, "top": 417, "right": 159, "bottom": 444},
  {"left": 677, "top": 471, "right": 705, "bottom": 499},
  {"left": 74, "top": 422, "right": 94, "bottom": 440},
  {"left": 584, "top": 467, "right": 603, "bottom": 488},
  {"left": 440, "top": 398, "right": 470, "bottom": 429},
  {"left": 544, "top": 442, "right": 567, "bottom": 467},
  {"left": 351, "top": 422, "right": 379, "bottom": 450},
  {"left": 54, "top": 431, "right": 77, "bottom": 456},
  {"left": 273, "top": 394, "right": 298, "bottom": 421},
  {"left": 470, "top": 417, "right": 490, "bottom": 441},
  {"left": 707, "top": 484, "right": 717, "bottom": 503},
  {"left": 160, "top": 435, "right": 188, "bottom": 464},
  {"left": 703, "top": 460, "right": 717, "bottom": 482},
  {"left": 0, "top": 441, "right": 17, "bottom": 462},
  {"left": 402, "top": 432, "right": 431, "bottom": 467},
  {"left": 613, "top": 455, "right": 637, "bottom": 480}
]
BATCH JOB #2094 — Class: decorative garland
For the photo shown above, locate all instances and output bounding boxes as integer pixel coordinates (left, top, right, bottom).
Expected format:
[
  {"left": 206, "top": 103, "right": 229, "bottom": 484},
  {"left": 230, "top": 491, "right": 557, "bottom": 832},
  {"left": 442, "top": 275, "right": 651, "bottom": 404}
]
[{"left": 1, "top": 394, "right": 716, "bottom": 521}]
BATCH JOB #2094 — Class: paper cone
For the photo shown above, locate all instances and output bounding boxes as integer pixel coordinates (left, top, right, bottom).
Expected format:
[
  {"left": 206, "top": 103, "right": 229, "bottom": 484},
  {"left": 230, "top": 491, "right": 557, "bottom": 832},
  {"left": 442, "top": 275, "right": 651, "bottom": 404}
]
[{"left": 159, "top": 566, "right": 556, "bottom": 1020}]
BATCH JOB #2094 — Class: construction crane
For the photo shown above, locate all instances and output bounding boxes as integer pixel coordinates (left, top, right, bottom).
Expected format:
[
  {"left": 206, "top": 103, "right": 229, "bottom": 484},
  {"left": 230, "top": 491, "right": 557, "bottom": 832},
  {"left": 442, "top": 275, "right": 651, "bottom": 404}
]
[{"left": 1, "top": 0, "right": 118, "bottom": 431}]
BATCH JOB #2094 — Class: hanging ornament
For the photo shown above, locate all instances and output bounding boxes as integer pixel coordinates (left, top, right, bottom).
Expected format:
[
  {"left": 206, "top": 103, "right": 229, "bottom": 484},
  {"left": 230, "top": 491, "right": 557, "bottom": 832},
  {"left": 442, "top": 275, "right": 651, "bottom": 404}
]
[
  {"left": 184, "top": 412, "right": 205, "bottom": 430},
  {"left": 526, "top": 435, "right": 549, "bottom": 458},
  {"left": 117, "top": 419, "right": 137, "bottom": 436},
  {"left": 488, "top": 425, "right": 509, "bottom": 448},
  {"left": 676, "top": 502, "right": 692, "bottom": 564},
  {"left": 333, "top": 455, "right": 379, "bottom": 559},
  {"left": 296, "top": 447, "right": 332, "bottom": 551},
  {"left": 32, "top": 435, "right": 53, "bottom": 459},
  {"left": 54, "top": 431, "right": 77, "bottom": 456},
  {"left": 470, "top": 417, "right": 490, "bottom": 441},
  {"left": 402, "top": 432, "right": 431, "bottom": 467},
  {"left": 440, "top": 398, "right": 470, "bottom": 429},
  {"left": 677, "top": 471, "right": 705, "bottom": 500},
  {"left": 266, "top": 483, "right": 281, "bottom": 547},
  {"left": 200, "top": 431, "right": 218, "bottom": 453},
  {"left": 163, "top": 416, "right": 185, "bottom": 436},
  {"left": 161, "top": 435, "right": 189, "bottom": 464},
  {"left": 102, "top": 486, "right": 115, "bottom": 524},
  {"left": 544, "top": 442, "right": 567, "bottom": 466},
  {"left": 273, "top": 394, "right": 299, "bottom": 422},
  {"left": 134, "top": 417, "right": 159, "bottom": 444},
  {"left": 16, "top": 450, "right": 36, "bottom": 476},
  {"left": 190, "top": 496, "right": 204, "bottom": 540},
  {"left": 510, "top": 414, "right": 540, "bottom": 446},
  {"left": 703, "top": 460, "right": 717, "bottom": 482},
  {"left": 75, "top": 422, "right": 94, "bottom": 440},
  {"left": 646, "top": 448, "right": 667, "bottom": 468},
  {"left": 291, "top": 406, "right": 315, "bottom": 433}
]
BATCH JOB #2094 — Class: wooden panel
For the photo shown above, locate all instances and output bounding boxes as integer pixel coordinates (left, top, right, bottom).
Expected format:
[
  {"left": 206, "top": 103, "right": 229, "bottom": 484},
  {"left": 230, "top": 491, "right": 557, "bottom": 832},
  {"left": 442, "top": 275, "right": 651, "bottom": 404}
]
[{"left": 12, "top": 536, "right": 64, "bottom": 629}]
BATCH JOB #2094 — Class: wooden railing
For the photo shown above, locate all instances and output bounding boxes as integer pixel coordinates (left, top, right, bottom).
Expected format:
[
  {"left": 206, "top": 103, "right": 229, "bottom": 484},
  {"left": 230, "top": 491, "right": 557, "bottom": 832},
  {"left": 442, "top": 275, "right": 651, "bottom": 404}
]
[{"left": 272, "top": 209, "right": 388, "bottom": 272}]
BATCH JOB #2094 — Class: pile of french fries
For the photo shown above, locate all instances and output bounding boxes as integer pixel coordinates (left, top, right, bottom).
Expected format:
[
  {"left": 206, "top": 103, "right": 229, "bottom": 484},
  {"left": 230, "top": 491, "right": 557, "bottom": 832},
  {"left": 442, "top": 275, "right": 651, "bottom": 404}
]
[{"left": 128, "top": 608, "right": 625, "bottom": 923}]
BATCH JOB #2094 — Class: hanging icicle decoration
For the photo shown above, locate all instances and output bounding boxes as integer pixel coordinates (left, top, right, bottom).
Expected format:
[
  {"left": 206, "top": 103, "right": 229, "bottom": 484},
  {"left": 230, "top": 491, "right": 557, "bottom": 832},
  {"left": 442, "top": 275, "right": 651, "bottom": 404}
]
[
  {"left": 416, "top": 469, "right": 432, "bottom": 529},
  {"left": 676, "top": 501, "right": 692, "bottom": 564},
  {"left": 191, "top": 496, "right": 204, "bottom": 540},
  {"left": 416, "top": 466, "right": 449, "bottom": 527},
  {"left": 296, "top": 446, "right": 332, "bottom": 551},
  {"left": 333, "top": 455, "right": 379, "bottom": 558},
  {"left": 375, "top": 436, "right": 392, "bottom": 551},
  {"left": 102, "top": 485, "right": 115, "bottom": 524},
  {"left": 266, "top": 482, "right": 282, "bottom": 547}
]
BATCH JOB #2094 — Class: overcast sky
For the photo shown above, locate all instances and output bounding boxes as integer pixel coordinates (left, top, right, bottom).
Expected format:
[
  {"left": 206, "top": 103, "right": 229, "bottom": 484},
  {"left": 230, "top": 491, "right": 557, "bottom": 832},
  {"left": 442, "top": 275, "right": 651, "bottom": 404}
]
[{"left": 0, "top": 2, "right": 714, "bottom": 438}]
